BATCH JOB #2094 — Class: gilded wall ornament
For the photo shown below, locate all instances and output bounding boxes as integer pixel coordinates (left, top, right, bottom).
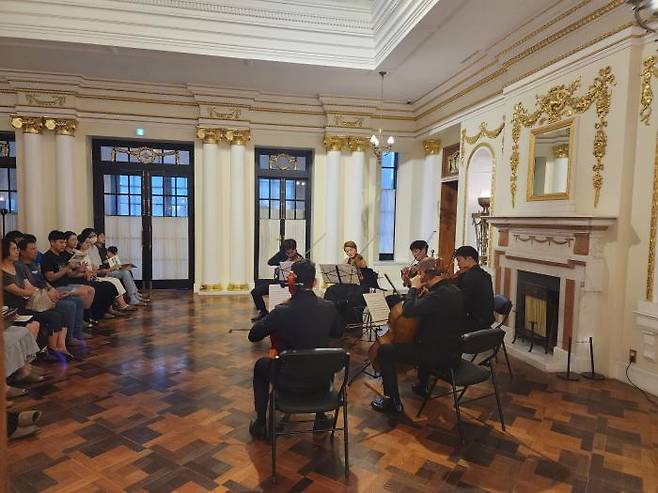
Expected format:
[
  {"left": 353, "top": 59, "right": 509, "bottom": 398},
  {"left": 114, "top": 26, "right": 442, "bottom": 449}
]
[
  {"left": 460, "top": 120, "right": 505, "bottom": 160},
  {"left": 269, "top": 153, "right": 298, "bottom": 170},
  {"left": 640, "top": 56, "right": 657, "bottom": 126},
  {"left": 346, "top": 136, "right": 369, "bottom": 152},
  {"left": 334, "top": 115, "right": 364, "bottom": 128},
  {"left": 208, "top": 107, "right": 242, "bottom": 120},
  {"left": 44, "top": 118, "right": 77, "bottom": 136},
  {"left": 647, "top": 132, "right": 658, "bottom": 301},
  {"left": 323, "top": 135, "right": 348, "bottom": 152},
  {"left": 196, "top": 127, "right": 250, "bottom": 145},
  {"left": 111, "top": 146, "right": 181, "bottom": 165},
  {"left": 510, "top": 66, "right": 615, "bottom": 207},
  {"left": 10, "top": 115, "right": 44, "bottom": 134},
  {"left": 422, "top": 139, "right": 442, "bottom": 155},
  {"left": 25, "top": 93, "right": 66, "bottom": 107}
]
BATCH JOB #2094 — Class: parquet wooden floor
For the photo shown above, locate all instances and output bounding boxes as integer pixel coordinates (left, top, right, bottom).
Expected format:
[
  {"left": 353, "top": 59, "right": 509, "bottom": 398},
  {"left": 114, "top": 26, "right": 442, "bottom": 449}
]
[{"left": 7, "top": 291, "right": 658, "bottom": 492}]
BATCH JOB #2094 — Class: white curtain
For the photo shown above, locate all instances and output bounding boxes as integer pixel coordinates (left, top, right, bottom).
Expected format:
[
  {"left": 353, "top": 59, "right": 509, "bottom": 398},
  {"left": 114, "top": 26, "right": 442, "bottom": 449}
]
[
  {"left": 286, "top": 220, "right": 306, "bottom": 258},
  {"left": 4, "top": 213, "right": 17, "bottom": 235},
  {"left": 104, "top": 216, "right": 143, "bottom": 280},
  {"left": 151, "top": 217, "right": 188, "bottom": 280},
  {"left": 258, "top": 220, "right": 280, "bottom": 279}
]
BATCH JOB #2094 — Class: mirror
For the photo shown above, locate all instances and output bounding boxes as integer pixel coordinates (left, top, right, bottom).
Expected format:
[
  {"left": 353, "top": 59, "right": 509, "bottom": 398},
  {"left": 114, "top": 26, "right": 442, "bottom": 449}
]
[{"left": 528, "top": 120, "right": 573, "bottom": 200}]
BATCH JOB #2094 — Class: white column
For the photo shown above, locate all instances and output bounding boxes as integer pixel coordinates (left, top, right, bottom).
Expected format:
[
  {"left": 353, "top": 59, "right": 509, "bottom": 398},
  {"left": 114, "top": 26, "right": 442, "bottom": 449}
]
[
  {"left": 228, "top": 130, "right": 250, "bottom": 290},
  {"left": 53, "top": 119, "right": 78, "bottom": 230},
  {"left": 198, "top": 128, "right": 222, "bottom": 292},
  {"left": 420, "top": 140, "right": 441, "bottom": 246},
  {"left": 345, "top": 140, "right": 367, "bottom": 251},
  {"left": 11, "top": 116, "right": 45, "bottom": 243},
  {"left": 323, "top": 136, "right": 343, "bottom": 263}
]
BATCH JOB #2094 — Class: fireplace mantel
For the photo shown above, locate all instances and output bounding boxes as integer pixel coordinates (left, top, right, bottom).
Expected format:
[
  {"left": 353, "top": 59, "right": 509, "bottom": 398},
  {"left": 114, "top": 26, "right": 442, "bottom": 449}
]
[{"left": 486, "top": 216, "right": 617, "bottom": 231}]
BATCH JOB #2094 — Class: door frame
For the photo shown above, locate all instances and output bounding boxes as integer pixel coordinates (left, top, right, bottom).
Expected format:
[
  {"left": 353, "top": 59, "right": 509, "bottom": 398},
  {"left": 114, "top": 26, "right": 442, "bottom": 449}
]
[
  {"left": 253, "top": 147, "right": 313, "bottom": 281},
  {"left": 91, "top": 138, "right": 195, "bottom": 289}
]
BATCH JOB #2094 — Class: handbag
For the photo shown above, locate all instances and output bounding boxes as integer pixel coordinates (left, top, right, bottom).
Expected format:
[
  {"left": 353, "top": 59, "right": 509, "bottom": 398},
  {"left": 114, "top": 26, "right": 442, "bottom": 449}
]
[{"left": 26, "top": 288, "right": 56, "bottom": 313}]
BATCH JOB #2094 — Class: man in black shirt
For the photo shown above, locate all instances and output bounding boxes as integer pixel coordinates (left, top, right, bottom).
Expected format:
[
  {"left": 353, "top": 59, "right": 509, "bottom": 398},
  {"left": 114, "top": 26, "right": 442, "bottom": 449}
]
[
  {"left": 250, "top": 238, "right": 303, "bottom": 321},
  {"left": 454, "top": 246, "right": 494, "bottom": 333},
  {"left": 248, "top": 260, "right": 341, "bottom": 439},
  {"left": 371, "top": 258, "right": 465, "bottom": 414}
]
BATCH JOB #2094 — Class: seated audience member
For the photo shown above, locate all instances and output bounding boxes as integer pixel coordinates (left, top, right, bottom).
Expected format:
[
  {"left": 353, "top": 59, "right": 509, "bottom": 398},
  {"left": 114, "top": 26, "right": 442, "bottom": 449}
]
[
  {"left": 247, "top": 260, "right": 342, "bottom": 440},
  {"left": 106, "top": 246, "right": 149, "bottom": 304},
  {"left": 2, "top": 238, "right": 74, "bottom": 360},
  {"left": 250, "top": 238, "right": 303, "bottom": 321},
  {"left": 16, "top": 237, "right": 88, "bottom": 347},
  {"left": 81, "top": 228, "right": 143, "bottom": 307},
  {"left": 76, "top": 230, "right": 136, "bottom": 313},
  {"left": 21, "top": 233, "right": 45, "bottom": 266}
]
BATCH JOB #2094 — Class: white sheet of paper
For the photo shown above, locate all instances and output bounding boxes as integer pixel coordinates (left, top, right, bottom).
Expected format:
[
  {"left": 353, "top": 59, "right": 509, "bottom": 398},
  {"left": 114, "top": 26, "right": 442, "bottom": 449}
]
[
  {"left": 13, "top": 315, "right": 33, "bottom": 323},
  {"left": 363, "top": 291, "right": 390, "bottom": 323},
  {"left": 268, "top": 284, "right": 291, "bottom": 311}
]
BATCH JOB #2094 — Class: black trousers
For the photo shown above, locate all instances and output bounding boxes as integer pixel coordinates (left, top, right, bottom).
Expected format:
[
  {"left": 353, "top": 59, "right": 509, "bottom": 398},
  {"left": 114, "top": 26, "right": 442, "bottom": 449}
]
[
  {"left": 377, "top": 343, "right": 431, "bottom": 401},
  {"left": 250, "top": 279, "right": 277, "bottom": 314}
]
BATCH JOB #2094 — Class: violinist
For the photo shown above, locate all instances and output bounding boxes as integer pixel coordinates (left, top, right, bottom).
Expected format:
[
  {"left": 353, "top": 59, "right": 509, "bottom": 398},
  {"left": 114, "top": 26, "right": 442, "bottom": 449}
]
[
  {"left": 247, "top": 260, "right": 342, "bottom": 440},
  {"left": 371, "top": 258, "right": 464, "bottom": 415},
  {"left": 343, "top": 241, "right": 379, "bottom": 291},
  {"left": 453, "top": 246, "right": 494, "bottom": 333},
  {"left": 250, "top": 238, "right": 303, "bottom": 321},
  {"left": 401, "top": 240, "right": 430, "bottom": 287}
]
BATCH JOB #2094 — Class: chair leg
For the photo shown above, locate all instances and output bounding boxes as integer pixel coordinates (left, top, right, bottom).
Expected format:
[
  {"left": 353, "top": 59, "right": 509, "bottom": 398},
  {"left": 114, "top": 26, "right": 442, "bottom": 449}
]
[
  {"left": 490, "top": 368, "right": 506, "bottom": 432},
  {"left": 270, "top": 395, "right": 277, "bottom": 483},
  {"left": 501, "top": 340, "right": 513, "bottom": 379},
  {"left": 330, "top": 407, "right": 340, "bottom": 440},
  {"left": 343, "top": 394, "right": 350, "bottom": 477},
  {"left": 416, "top": 375, "right": 439, "bottom": 418},
  {"left": 450, "top": 371, "right": 464, "bottom": 445}
]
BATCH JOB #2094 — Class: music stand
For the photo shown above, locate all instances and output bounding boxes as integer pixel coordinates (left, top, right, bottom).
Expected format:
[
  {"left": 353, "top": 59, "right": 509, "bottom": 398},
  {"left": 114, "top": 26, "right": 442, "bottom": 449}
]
[{"left": 319, "top": 264, "right": 360, "bottom": 285}]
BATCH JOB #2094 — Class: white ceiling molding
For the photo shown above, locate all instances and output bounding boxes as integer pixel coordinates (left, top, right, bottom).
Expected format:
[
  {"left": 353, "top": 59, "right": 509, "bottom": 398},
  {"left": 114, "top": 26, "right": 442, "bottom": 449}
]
[{"left": 0, "top": 0, "right": 438, "bottom": 70}]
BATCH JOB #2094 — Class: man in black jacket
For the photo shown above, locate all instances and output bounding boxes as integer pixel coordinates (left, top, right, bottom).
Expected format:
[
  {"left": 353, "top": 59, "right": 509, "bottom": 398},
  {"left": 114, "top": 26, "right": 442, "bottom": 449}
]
[
  {"left": 371, "top": 258, "right": 465, "bottom": 414},
  {"left": 248, "top": 260, "right": 342, "bottom": 439},
  {"left": 250, "top": 238, "right": 303, "bottom": 321},
  {"left": 454, "top": 246, "right": 494, "bottom": 332}
]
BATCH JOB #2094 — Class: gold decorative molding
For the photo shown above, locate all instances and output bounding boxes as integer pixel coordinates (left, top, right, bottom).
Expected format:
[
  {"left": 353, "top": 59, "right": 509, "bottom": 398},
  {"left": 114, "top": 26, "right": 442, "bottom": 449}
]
[
  {"left": 334, "top": 114, "right": 364, "bottom": 128},
  {"left": 647, "top": 132, "right": 658, "bottom": 301},
  {"left": 269, "top": 153, "right": 298, "bottom": 170},
  {"left": 10, "top": 114, "right": 44, "bottom": 134},
  {"left": 225, "top": 129, "right": 251, "bottom": 146},
  {"left": 111, "top": 146, "right": 181, "bottom": 165},
  {"left": 552, "top": 143, "right": 569, "bottom": 159},
  {"left": 640, "top": 56, "right": 658, "bottom": 126},
  {"left": 323, "top": 135, "right": 348, "bottom": 152},
  {"left": 510, "top": 66, "right": 615, "bottom": 207},
  {"left": 208, "top": 106, "right": 242, "bottom": 120},
  {"left": 346, "top": 136, "right": 369, "bottom": 152},
  {"left": 196, "top": 127, "right": 223, "bottom": 144},
  {"left": 227, "top": 283, "right": 249, "bottom": 291},
  {"left": 460, "top": 120, "right": 505, "bottom": 159},
  {"left": 25, "top": 93, "right": 65, "bottom": 107},
  {"left": 44, "top": 118, "right": 77, "bottom": 136},
  {"left": 196, "top": 127, "right": 250, "bottom": 145},
  {"left": 200, "top": 283, "right": 224, "bottom": 292},
  {"left": 422, "top": 139, "right": 442, "bottom": 155}
]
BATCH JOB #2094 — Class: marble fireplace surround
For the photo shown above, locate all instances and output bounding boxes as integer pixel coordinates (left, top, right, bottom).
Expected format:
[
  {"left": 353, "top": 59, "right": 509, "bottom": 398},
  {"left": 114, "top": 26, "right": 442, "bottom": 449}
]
[{"left": 488, "top": 216, "right": 616, "bottom": 372}]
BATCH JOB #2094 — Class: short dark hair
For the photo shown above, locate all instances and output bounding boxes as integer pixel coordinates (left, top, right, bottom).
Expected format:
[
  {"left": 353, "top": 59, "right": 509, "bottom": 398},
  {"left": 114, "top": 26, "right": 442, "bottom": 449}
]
[
  {"left": 1, "top": 238, "right": 15, "bottom": 260},
  {"left": 17, "top": 237, "right": 36, "bottom": 251},
  {"left": 454, "top": 245, "right": 479, "bottom": 262},
  {"left": 64, "top": 231, "right": 77, "bottom": 242},
  {"left": 291, "top": 260, "right": 315, "bottom": 288},
  {"left": 409, "top": 240, "right": 429, "bottom": 251},
  {"left": 5, "top": 230, "right": 24, "bottom": 243},
  {"left": 48, "top": 230, "right": 66, "bottom": 242},
  {"left": 23, "top": 234, "right": 36, "bottom": 243},
  {"left": 107, "top": 246, "right": 118, "bottom": 254},
  {"left": 79, "top": 228, "right": 96, "bottom": 244},
  {"left": 281, "top": 238, "right": 297, "bottom": 251}
]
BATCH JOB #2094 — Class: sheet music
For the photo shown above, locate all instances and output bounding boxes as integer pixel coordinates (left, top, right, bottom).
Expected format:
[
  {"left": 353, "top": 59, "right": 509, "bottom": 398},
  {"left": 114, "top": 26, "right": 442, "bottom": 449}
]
[
  {"left": 319, "top": 264, "right": 360, "bottom": 284},
  {"left": 278, "top": 261, "right": 294, "bottom": 281},
  {"left": 268, "top": 284, "right": 291, "bottom": 311},
  {"left": 363, "top": 291, "right": 390, "bottom": 323}
]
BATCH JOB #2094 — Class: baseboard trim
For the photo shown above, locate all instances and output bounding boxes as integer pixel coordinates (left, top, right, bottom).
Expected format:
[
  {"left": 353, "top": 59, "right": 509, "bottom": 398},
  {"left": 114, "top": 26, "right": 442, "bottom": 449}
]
[{"left": 612, "top": 362, "right": 658, "bottom": 398}]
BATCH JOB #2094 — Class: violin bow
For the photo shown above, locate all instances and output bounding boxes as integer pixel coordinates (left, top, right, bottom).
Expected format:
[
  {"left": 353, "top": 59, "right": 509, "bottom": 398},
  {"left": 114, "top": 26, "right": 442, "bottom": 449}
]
[{"left": 303, "top": 233, "right": 327, "bottom": 258}]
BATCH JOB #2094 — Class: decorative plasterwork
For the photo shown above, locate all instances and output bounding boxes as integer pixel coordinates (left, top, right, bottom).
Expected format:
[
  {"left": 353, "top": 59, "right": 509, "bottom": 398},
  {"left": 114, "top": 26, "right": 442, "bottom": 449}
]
[
  {"left": 513, "top": 234, "right": 574, "bottom": 247},
  {"left": 333, "top": 115, "right": 365, "bottom": 128},
  {"left": 460, "top": 119, "right": 504, "bottom": 160},
  {"left": 347, "top": 136, "right": 369, "bottom": 152},
  {"left": 44, "top": 118, "right": 77, "bottom": 136},
  {"left": 422, "top": 139, "right": 441, "bottom": 155},
  {"left": 208, "top": 107, "right": 242, "bottom": 120},
  {"left": 510, "top": 66, "right": 615, "bottom": 208},
  {"left": 640, "top": 56, "right": 658, "bottom": 126},
  {"left": 25, "top": 93, "right": 66, "bottom": 107},
  {"left": 322, "top": 134, "right": 369, "bottom": 152},
  {"left": 196, "top": 127, "right": 251, "bottom": 145},
  {"left": 647, "top": 132, "right": 658, "bottom": 301},
  {"left": 10, "top": 114, "right": 44, "bottom": 134}
]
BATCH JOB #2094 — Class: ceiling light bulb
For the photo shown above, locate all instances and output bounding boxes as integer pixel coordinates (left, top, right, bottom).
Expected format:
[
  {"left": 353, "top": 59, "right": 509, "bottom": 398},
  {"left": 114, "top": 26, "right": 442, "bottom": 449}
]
[
  {"left": 387, "top": 136, "right": 394, "bottom": 145},
  {"left": 651, "top": 0, "right": 658, "bottom": 10},
  {"left": 370, "top": 135, "right": 377, "bottom": 144}
]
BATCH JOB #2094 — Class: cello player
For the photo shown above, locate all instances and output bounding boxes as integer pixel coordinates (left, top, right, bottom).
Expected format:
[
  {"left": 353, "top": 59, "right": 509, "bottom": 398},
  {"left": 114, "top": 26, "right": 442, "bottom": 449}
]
[
  {"left": 453, "top": 246, "right": 494, "bottom": 333},
  {"left": 371, "top": 258, "right": 465, "bottom": 415}
]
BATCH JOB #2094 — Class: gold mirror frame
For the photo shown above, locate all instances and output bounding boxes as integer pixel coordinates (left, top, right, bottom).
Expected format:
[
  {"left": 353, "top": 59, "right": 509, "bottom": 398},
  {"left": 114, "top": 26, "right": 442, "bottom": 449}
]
[{"left": 527, "top": 119, "right": 574, "bottom": 201}]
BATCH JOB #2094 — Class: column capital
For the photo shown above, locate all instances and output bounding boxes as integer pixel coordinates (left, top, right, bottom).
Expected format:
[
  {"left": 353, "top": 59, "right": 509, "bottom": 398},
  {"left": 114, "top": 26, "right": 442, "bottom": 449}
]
[
  {"left": 226, "top": 129, "right": 251, "bottom": 146},
  {"left": 45, "top": 118, "right": 78, "bottom": 136},
  {"left": 323, "top": 135, "right": 348, "bottom": 152},
  {"left": 423, "top": 139, "right": 442, "bottom": 155},
  {"left": 347, "top": 136, "right": 369, "bottom": 153},
  {"left": 10, "top": 114, "right": 44, "bottom": 134},
  {"left": 196, "top": 127, "right": 223, "bottom": 144}
]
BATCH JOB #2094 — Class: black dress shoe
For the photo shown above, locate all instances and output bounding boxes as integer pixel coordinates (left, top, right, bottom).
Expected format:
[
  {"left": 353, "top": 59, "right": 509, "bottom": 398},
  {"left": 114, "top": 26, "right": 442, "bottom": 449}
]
[
  {"left": 250, "top": 311, "right": 267, "bottom": 322},
  {"left": 249, "top": 420, "right": 268, "bottom": 441},
  {"left": 412, "top": 382, "right": 432, "bottom": 398},
  {"left": 371, "top": 397, "right": 404, "bottom": 414}
]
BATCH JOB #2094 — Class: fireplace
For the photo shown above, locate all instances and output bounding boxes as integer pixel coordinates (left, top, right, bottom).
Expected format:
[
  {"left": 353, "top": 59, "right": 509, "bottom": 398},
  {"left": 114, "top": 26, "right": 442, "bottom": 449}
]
[{"left": 513, "top": 270, "right": 560, "bottom": 353}]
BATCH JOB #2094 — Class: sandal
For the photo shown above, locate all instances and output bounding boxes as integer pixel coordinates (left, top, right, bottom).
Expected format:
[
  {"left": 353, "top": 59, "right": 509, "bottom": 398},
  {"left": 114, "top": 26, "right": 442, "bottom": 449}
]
[
  {"left": 9, "top": 424, "right": 39, "bottom": 440},
  {"left": 7, "top": 386, "right": 29, "bottom": 398},
  {"left": 18, "top": 410, "right": 42, "bottom": 427},
  {"left": 16, "top": 371, "right": 45, "bottom": 384}
]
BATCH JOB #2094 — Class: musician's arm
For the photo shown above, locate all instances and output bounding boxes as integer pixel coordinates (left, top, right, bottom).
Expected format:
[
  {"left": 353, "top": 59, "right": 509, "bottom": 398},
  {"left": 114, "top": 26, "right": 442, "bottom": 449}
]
[
  {"left": 401, "top": 288, "right": 436, "bottom": 317},
  {"left": 248, "top": 309, "right": 281, "bottom": 342},
  {"left": 267, "top": 251, "right": 287, "bottom": 266}
]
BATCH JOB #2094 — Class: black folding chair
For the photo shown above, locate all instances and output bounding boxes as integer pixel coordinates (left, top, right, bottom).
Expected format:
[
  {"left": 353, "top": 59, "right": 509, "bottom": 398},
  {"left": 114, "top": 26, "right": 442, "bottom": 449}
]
[
  {"left": 416, "top": 328, "right": 506, "bottom": 444},
  {"left": 269, "top": 348, "right": 350, "bottom": 482},
  {"left": 492, "top": 294, "right": 514, "bottom": 378}
]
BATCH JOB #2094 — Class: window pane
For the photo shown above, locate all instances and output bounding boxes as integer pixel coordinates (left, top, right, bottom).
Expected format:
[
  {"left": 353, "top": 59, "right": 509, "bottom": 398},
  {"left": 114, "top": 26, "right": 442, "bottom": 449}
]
[
  {"left": 100, "top": 146, "right": 112, "bottom": 161},
  {"left": 164, "top": 177, "right": 175, "bottom": 195},
  {"left": 115, "top": 149, "right": 129, "bottom": 162},
  {"left": 130, "top": 176, "right": 141, "bottom": 195},
  {"left": 379, "top": 153, "right": 398, "bottom": 258},
  {"left": 104, "top": 195, "right": 116, "bottom": 215},
  {"left": 381, "top": 168, "right": 394, "bottom": 189},
  {"left": 296, "top": 156, "right": 306, "bottom": 170},
  {"left": 129, "top": 148, "right": 141, "bottom": 163},
  {"left": 178, "top": 150, "right": 190, "bottom": 165},
  {"left": 0, "top": 169, "right": 8, "bottom": 190},
  {"left": 176, "top": 177, "right": 187, "bottom": 194},
  {"left": 259, "top": 155, "right": 269, "bottom": 169},
  {"left": 0, "top": 191, "right": 9, "bottom": 209},
  {"left": 130, "top": 195, "right": 141, "bottom": 216},
  {"left": 104, "top": 175, "right": 113, "bottom": 193},
  {"left": 118, "top": 195, "right": 129, "bottom": 215},
  {"left": 295, "top": 180, "right": 305, "bottom": 198},
  {"left": 119, "top": 175, "right": 129, "bottom": 194},
  {"left": 285, "top": 200, "right": 295, "bottom": 219},
  {"left": 270, "top": 180, "right": 280, "bottom": 199},
  {"left": 296, "top": 200, "right": 305, "bottom": 219},
  {"left": 163, "top": 151, "right": 176, "bottom": 165},
  {"left": 285, "top": 180, "right": 295, "bottom": 199},
  {"left": 259, "top": 200, "right": 269, "bottom": 219},
  {"left": 271, "top": 200, "right": 280, "bottom": 220},
  {"left": 9, "top": 192, "right": 17, "bottom": 213},
  {"left": 259, "top": 179, "right": 269, "bottom": 199},
  {"left": 9, "top": 168, "right": 16, "bottom": 189},
  {"left": 152, "top": 204, "right": 163, "bottom": 217},
  {"left": 382, "top": 152, "right": 395, "bottom": 167},
  {"left": 9, "top": 141, "right": 16, "bottom": 158},
  {"left": 164, "top": 195, "right": 174, "bottom": 217}
]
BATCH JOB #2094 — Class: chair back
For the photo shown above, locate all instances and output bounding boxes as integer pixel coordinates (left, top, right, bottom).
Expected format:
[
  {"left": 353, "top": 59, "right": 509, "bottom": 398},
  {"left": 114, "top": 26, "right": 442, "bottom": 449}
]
[
  {"left": 461, "top": 328, "right": 505, "bottom": 359},
  {"left": 272, "top": 348, "right": 349, "bottom": 394},
  {"left": 493, "top": 295, "right": 513, "bottom": 327}
]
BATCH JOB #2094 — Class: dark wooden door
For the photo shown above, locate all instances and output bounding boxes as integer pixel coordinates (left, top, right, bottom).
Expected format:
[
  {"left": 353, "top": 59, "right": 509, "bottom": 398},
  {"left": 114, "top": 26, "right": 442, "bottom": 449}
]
[{"left": 439, "top": 181, "right": 458, "bottom": 271}]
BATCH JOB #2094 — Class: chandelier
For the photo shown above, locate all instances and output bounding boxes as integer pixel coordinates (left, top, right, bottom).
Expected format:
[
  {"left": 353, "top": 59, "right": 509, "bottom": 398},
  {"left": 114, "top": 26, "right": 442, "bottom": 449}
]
[
  {"left": 370, "top": 71, "right": 395, "bottom": 160},
  {"left": 627, "top": 0, "right": 658, "bottom": 33}
]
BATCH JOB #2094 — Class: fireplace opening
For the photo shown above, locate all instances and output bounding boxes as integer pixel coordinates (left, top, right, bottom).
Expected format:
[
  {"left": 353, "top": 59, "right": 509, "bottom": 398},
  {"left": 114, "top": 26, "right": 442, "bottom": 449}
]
[{"left": 513, "top": 270, "right": 560, "bottom": 353}]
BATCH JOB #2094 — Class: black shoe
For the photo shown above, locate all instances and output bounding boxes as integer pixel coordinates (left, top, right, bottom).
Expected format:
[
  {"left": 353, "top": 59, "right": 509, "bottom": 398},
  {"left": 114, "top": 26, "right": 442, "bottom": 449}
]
[
  {"left": 249, "top": 420, "right": 268, "bottom": 441},
  {"left": 250, "top": 311, "right": 267, "bottom": 322},
  {"left": 412, "top": 382, "right": 432, "bottom": 398},
  {"left": 371, "top": 397, "right": 403, "bottom": 414},
  {"left": 313, "top": 413, "right": 334, "bottom": 433}
]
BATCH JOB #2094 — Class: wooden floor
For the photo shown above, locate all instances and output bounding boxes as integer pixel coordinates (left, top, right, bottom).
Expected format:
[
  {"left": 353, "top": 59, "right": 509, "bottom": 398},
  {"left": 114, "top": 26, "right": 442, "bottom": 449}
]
[{"left": 7, "top": 291, "right": 657, "bottom": 493}]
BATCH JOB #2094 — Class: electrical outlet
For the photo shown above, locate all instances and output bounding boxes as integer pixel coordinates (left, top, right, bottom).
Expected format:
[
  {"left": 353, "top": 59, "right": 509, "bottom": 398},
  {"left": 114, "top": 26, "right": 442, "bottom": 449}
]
[{"left": 629, "top": 349, "right": 637, "bottom": 364}]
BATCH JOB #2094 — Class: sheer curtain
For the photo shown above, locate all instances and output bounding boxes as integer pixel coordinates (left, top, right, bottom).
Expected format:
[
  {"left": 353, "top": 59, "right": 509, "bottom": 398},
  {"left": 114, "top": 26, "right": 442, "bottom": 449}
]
[
  {"left": 104, "top": 216, "right": 143, "bottom": 280},
  {"left": 152, "top": 217, "right": 188, "bottom": 280}
]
